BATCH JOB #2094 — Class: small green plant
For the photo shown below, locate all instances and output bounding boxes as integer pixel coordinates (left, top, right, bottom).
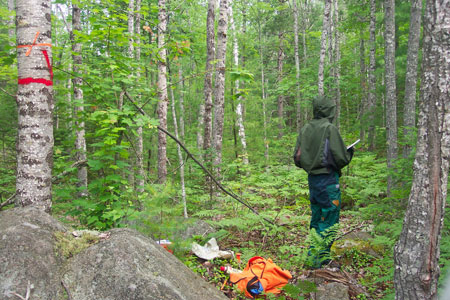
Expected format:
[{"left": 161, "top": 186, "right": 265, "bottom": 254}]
[{"left": 54, "top": 231, "right": 100, "bottom": 259}]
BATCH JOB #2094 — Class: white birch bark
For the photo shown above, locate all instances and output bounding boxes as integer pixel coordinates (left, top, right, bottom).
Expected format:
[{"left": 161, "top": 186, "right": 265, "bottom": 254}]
[
  {"left": 258, "top": 18, "right": 269, "bottom": 163},
  {"left": 136, "top": 0, "right": 145, "bottom": 194},
  {"left": 170, "top": 75, "right": 188, "bottom": 218},
  {"left": 293, "top": 0, "right": 301, "bottom": 130},
  {"left": 8, "top": 0, "right": 15, "bottom": 49},
  {"left": 229, "top": 2, "right": 248, "bottom": 165},
  {"left": 318, "top": 0, "right": 332, "bottom": 96},
  {"left": 394, "top": 1, "right": 450, "bottom": 298},
  {"left": 157, "top": 0, "right": 168, "bottom": 183},
  {"left": 15, "top": 0, "right": 53, "bottom": 212},
  {"left": 333, "top": 0, "right": 341, "bottom": 129},
  {"left": 212, "top": 0, "right": 229, "bottom": 176},
  {"left": 384, "top": 0, "right": 398, "bottom": 195},
  {"left": 277, "top": 32, "right": 285, "bottom": 139},
  {"left": 72, "top": 4, "right": 88, "bottom": 197},
  {"left": 203, "top": 0, "right": 216, "bottom": 157},
  {"left": 402, "top": 0, "right": 422, "bottom": 158}
]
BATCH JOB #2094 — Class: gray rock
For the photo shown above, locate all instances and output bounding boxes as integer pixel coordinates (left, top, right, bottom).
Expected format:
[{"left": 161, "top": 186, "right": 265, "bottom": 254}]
[
  {"left": 62, "top": 228, "right": 227, "bottom": 300},
  {"left": 314, "top": 282, "right": 349, "bottom": 300},
  {"left": 176, "top": 218, "right": 216, "bottom": 240},
  {"left": 0, "top": 207, "right": 227, "bottom": 300},
  {"left": 0, "top": 206, "right": 65, "bottom": 300}
]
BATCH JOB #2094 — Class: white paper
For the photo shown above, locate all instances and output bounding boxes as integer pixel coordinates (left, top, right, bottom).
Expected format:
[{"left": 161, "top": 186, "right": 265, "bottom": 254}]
[{"left": 347, "top": 139, "right": 360, "bottom": 150}]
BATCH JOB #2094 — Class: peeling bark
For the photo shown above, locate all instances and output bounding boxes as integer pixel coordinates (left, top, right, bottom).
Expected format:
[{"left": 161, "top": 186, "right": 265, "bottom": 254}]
[
  {"left": 394, "top": 1, "right": 450, "bottom": 299},
  {"left": 318, "top": 0, "right": 332, "bottom": 96}
]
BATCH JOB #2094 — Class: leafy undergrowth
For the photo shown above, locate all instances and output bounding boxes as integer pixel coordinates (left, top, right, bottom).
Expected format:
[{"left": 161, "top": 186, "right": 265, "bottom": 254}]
[{"left": 175, "top": 211, "right": 394, "bottom": 300}]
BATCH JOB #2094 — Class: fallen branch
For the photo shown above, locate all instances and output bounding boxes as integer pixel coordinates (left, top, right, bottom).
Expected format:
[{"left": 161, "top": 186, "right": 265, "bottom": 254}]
[
  {"left": 123, "top": 89, "right": 275, "bottom": 226},
  {"left": 61, "top": 280, "right": 72, "bottom": 300},
  {"left": 335, "top": 222, "right": 367, "bottom": 241},
  {"left": 10, "top": 280, "right": 33, "bottom": 300}
]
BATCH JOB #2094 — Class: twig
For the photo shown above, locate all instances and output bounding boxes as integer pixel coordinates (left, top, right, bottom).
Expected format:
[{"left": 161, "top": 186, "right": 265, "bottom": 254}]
[
  {"left": 335, "top": 222, "right": 366, "bottom": 241},
  {"left": 122, "top": 89, "right": 275, "bottom": 226},
  {"left": 10, "top": 281, "right": 33, "bottom": 300},
  {"left": 61, "top": 280, "right": 72, "bottom": 300},
  {"left": 1, "top": 160, "right": 88, "bottom": 210},
  {"left": 0, "top": 192, "right": 16, "bottom": 210},
  {"left": 0, "top": 87, "right": 16, "bottom": 99}
]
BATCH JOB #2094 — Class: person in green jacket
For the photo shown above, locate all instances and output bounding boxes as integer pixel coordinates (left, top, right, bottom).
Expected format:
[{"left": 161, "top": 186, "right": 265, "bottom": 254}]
[{"left": 293, "top": 96, "right": 354, "bottom": 267}]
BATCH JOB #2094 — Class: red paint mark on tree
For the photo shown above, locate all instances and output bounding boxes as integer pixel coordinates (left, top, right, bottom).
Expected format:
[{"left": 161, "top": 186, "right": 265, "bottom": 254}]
[{"left": 17, "top": 32, "right": 53, "bottom": 86}]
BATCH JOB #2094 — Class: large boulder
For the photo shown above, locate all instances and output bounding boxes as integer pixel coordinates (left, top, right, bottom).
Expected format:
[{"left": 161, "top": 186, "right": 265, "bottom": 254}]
[
  {"left": 0, "top": 207, "right": 228, "bottom": 300},
  {"left": 0, "top": 206, "right": 66, "bottom": 299}
]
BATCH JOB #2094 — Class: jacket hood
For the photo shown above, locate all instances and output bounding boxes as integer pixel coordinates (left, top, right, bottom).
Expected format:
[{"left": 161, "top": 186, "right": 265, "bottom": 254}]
[{"left": 313, "top": 96, "right": 336, "bottom": 122}]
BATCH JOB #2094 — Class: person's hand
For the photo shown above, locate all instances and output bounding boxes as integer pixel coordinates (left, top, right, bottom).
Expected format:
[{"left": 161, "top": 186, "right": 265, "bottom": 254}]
[{"left": 347, "top": 147, "right": 354, "bottom": 158}]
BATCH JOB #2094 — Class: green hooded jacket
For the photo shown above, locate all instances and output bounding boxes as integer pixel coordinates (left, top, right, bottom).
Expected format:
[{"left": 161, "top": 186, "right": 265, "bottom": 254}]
[{"left": 293, "top": 96, "right": 352, "bottom": 175}]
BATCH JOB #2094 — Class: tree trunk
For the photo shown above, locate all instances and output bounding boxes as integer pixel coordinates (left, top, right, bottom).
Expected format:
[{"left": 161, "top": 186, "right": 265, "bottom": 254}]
[
  {"left": 333, "top": 0, "right": 341, "bottom": 130},
  {"left": 15, "top": 0, "right": 54, "bottom": 212},
  {"left": 203, "top": 0, "right": 216, "bottom": 158},
  {"left": 293, "top": 0, "right": 301, "bottom": 131},
  {"left": 384, "top": 0, "right": 397, "bottom": 195},
  {"left": 135, "top": 0, "right": 145, "bottom": 194},
  {"left": 394, "top": 1, "right": 450, "bottom": 298},
  {"left": 258, "top": 17, "right": 269, "bottom": 164},
  {"left": 367, "top": 0, "right": 377, "bottom": 151},
  {"left": 72, "top": 4, "right": 88, "bottom": 197},
  {"left": 197, "top": 103, "right": 205, "bottom": 152},
  {"left": 170, "top": 72, "right": 188, "bottom": 218},
  {"left": 8, "top": 0, "right": 15, "bottom": 48},
  {"left": 276, "top": 31, "right": 285, "bottom": 139},
  {"left": 402, "top": 0, "right": 422, "bottom": 159},
  {"left": 359, "top": 29, "right": 367, "bottom": 139},
  {"left": 229, "top": 2, "right": 248, "bottom": 165},
  {"left": 318, "top": 0, "right": 332, "bottom": 96},
  {"left": 212, "top": 0, "right": 229, "bottom": 176},
  {"left": 157, "top": 0, "right": 168, "bottom": 183}
]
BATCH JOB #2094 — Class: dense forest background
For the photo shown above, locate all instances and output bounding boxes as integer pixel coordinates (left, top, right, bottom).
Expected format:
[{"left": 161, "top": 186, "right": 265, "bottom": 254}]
[{"left": 1, "top": 0, "right": 449, "bottom": 299}]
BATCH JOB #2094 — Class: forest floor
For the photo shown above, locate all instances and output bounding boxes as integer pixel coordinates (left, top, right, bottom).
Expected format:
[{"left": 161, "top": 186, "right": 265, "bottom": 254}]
[{"left": 180, "top": 212, "right": 393, "bottom": 300}]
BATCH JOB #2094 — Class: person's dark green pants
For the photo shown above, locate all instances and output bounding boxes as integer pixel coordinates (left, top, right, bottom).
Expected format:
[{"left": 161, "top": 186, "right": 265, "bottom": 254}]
[{"left": 307, "top": 171, "right": 341, "bottom": 266}]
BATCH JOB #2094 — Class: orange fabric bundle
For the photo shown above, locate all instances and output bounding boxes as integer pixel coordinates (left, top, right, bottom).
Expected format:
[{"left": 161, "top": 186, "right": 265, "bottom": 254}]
[{"left": 229, "top": 256, "right": 292, "bottom": 298}]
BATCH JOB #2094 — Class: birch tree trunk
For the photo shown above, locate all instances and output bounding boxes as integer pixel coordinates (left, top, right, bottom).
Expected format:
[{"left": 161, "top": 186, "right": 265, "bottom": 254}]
[
  {"left": 157, "top": 0, "right": 168, "bottom": 183},
  {"left": 170, "top": 73, "right": 188, "bottom": 218},
  {"left": 276, "top": 32, "right": 285, "bottom": 139},
  {"left": 384, "top": 0, "right": 397, "bottom": 195},
  {"left": 402, "top": 0, "right": 422, "bottom": 159},
  {"left": 258, "top": 18, "right": 269, "bottom": 164},
  {"left": 229, "top": 2, "right": 248, "bottom": 165},
  {"left": 15, "top": 0, "right": 53, "bottom": 212},
  {"left": 367, "top": 0, "right": 377, "bottom": 151},
  {"left": 135, "top": 0, "right": 145, "bottom": 194},
  {"left": 8, "top": 0, "right": 15, "bottom": 48},
  {"left": 394, "top": 1, "right": 450, "bottom": 298},
  {"left": 203, "top": 0, "right": 216, "bottom": 158},
  {"left": 333, "top": 0, "right": 341, "bottom": 129},
  {"left": 318, "top": 0, "right": 332, "bottom": 96},
  {"left": 293, "top": 0, "right": 301, "bottom": 131},
  {"left": 72, "top": 4, "right": 88, "bottom": 197},
  {"left": 212, "top": 0, "right": 229, "bottom": 176}
]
